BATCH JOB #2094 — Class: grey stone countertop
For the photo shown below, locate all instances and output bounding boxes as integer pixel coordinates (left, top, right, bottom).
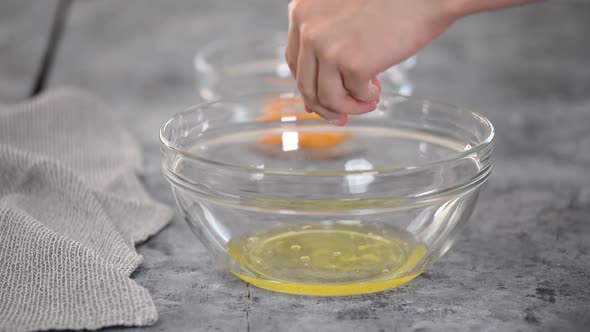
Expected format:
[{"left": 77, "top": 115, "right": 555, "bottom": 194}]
[
  {"left": 4, "top": 0, "right": 590, "bottom": 331},
  {"left": 0, "top": 0, "right": 55, "bottom": 102}
]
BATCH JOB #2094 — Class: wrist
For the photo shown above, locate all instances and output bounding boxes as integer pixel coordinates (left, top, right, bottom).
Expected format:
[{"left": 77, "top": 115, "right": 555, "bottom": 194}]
[
  {"left": 440, "top": 0, "right": 473, "bottom": 21},
  {"left": 440, "top": 0, "right": 543, "bottom": 19}
]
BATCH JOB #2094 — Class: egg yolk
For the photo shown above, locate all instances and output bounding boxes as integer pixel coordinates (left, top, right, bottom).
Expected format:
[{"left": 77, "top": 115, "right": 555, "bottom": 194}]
[{"left": 257, "top": 98, "right": 351, "bottom": 149}]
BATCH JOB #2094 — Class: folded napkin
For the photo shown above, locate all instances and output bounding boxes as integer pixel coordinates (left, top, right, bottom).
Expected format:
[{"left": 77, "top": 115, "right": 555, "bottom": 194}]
[{"left": 0, "top": 88, "right": 172, "bottom": 331}]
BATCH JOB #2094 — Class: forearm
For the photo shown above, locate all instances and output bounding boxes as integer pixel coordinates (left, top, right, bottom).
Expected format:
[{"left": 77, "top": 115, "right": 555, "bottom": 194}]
[{"left": 444, "top": 0, "right": 542, "bottom": 18}]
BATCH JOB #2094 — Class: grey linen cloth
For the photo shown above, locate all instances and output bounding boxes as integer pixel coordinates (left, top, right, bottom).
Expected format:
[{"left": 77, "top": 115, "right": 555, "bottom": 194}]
[{"left": 0, "top": 88, "right": 172, "bottom": 331}]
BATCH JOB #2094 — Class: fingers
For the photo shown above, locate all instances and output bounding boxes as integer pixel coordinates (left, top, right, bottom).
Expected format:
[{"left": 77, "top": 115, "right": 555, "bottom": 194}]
[
  {"left": 287, "top": 1, "right": 381, "bottom": 125},
  {"left": 317, "top": 61, "right": 378, "bottom": 115},
  {"left": 288, "top": 40, "right": 380, "bottom": 123},
  {"left": 297, "top": 42, "right": 347, "bottom": 124},
  {"left": 313, "top": 104, "right": 348, "bottom": 126},
  {"left": 285, "top": 9, "right": 300, "bottom": 77},
  {"left": 295, "top": 42, "right": 317, "bottom": 110}
]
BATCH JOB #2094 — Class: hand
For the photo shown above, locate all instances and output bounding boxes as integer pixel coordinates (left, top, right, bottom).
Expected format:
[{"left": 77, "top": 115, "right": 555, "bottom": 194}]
[{"left": 286, "top": 0, "right": 458, "bottom": 125}]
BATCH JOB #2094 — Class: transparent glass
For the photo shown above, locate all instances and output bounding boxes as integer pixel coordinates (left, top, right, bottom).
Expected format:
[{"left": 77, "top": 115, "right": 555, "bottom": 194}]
[
  {"left": 194, "top": 31, "right": 416, "bottom": 101},
  {"left": 161, "top": 92, "right": 494, "bottom": 296}
]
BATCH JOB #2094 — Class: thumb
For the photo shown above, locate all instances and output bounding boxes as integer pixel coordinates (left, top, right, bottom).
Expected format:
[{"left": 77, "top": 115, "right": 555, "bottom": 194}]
[{"left": 342, "top": 72, "right": 380, "bottom": 103}]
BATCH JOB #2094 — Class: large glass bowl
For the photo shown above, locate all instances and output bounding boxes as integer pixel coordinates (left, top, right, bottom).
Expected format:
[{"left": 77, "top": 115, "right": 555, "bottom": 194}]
[
  {"left": 160, "top": 92, "right": 494, "bottom": 296},
  {"left": 194, "top": 31, "right": 416, "bottom": 101}
]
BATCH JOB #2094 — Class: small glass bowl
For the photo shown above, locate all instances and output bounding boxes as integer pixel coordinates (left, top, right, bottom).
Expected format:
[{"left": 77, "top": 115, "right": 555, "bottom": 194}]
[
  {"left": 194, "top": 31, "right": 416, "bottom": 101},
  {"left": 160, "top": 91, "right": 494, "bottom": 296}
]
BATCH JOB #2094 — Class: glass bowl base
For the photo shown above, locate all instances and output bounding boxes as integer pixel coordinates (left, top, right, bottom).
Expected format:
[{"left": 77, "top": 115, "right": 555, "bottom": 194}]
[{"left": 227, "top": 223, "right": 427, "bottom": 296}]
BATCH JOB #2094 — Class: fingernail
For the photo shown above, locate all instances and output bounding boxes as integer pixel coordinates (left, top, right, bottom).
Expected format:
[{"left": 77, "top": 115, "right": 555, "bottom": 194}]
[
  {"left": 369, "top": 81, "right": 380, "bottom": 97},
  {"left": 304, "top": 105, "right": 313, "bottom": 113},
  {"left": 371, "top": 77, "right": 381, "bottom": 89},
  {"left": 331, "top": 115, "right": 347, "bottom": 126}
]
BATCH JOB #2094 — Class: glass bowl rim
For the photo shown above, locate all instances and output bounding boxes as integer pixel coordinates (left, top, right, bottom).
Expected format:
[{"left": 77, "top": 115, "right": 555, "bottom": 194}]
[
  {"left": 160, "top": 92, "right": 495, "bottom": 177},
  {"left": 193, "top": 31, "right": 287, "bottom": 72}
]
